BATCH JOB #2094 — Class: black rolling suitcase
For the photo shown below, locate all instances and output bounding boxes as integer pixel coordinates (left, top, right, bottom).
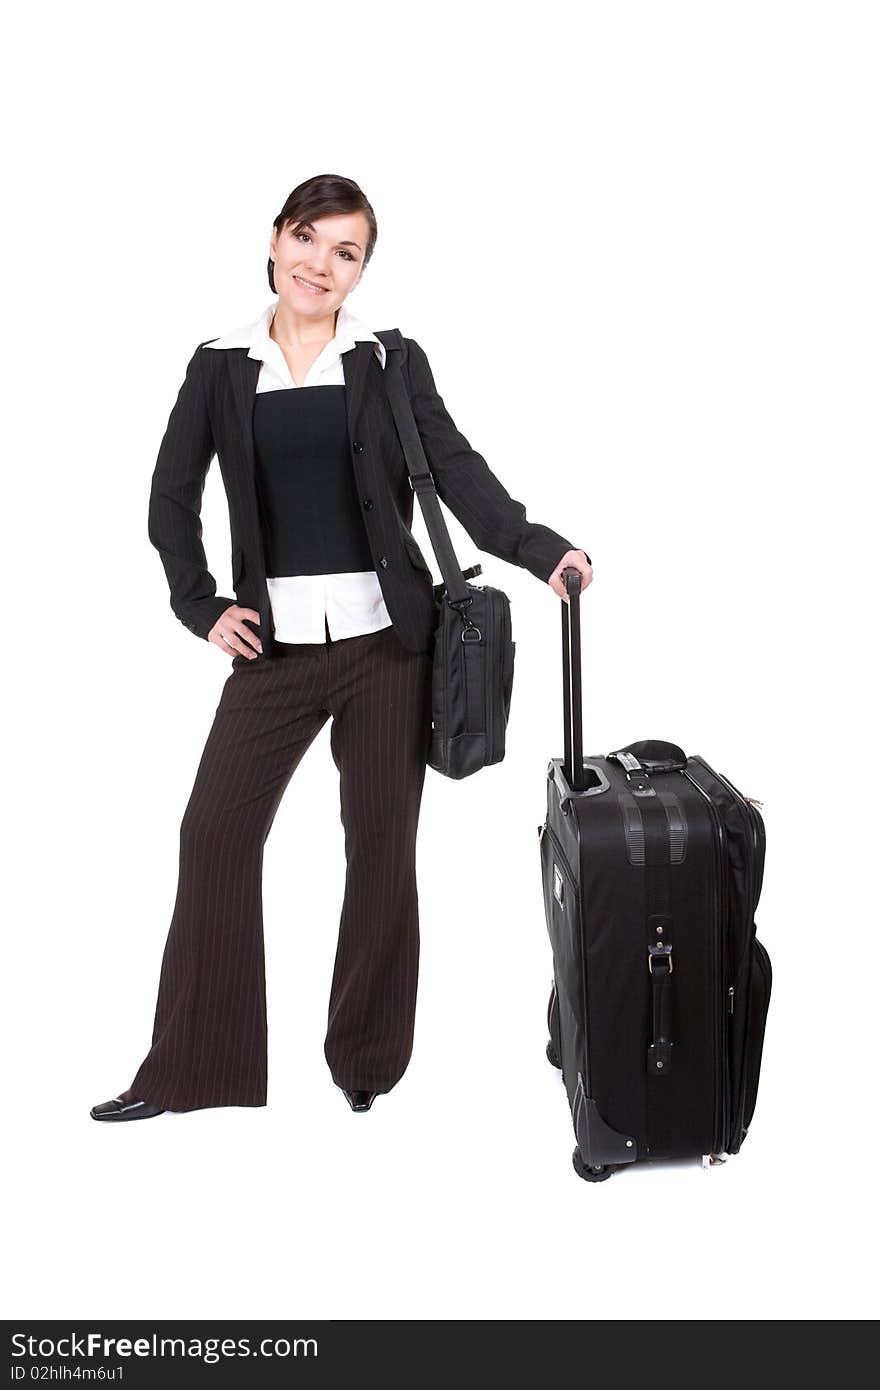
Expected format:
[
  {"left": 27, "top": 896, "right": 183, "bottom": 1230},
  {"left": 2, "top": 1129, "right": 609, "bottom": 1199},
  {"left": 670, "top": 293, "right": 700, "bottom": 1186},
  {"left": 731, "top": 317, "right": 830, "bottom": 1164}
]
[{"left": 539, "top": 569, "right": 771, "bottom": 1182}]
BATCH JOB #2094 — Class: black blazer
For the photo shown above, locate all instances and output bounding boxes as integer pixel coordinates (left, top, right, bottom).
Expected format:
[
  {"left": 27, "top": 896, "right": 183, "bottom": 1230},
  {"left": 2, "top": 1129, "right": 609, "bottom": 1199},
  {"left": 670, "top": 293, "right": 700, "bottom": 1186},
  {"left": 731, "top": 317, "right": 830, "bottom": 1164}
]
[{"left": 147, "top": 332, "right": 584, "bottom": 657}]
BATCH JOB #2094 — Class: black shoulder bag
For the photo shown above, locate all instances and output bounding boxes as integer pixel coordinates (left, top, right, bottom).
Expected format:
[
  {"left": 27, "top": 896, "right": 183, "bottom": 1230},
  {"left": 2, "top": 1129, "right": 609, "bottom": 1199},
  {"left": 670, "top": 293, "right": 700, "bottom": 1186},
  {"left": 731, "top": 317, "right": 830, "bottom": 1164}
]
[{"left": 378, "top": 329, "right": 516, "bottom": 780}]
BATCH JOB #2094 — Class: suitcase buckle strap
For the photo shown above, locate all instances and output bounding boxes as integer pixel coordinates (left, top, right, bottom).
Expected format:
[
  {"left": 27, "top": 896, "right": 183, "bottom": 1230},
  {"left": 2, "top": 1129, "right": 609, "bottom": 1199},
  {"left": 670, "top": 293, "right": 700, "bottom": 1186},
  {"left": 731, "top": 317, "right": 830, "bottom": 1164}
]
[
  {"left": 648, "top": 942, "right": 675, "bottom": 1076},
  {"left": 648, "top": 943, "right": 673, "bottom": 975},
  {"left": 648, "top": 942, "right": 674, "bottom": 1076},
  {"left": 609, "top": 750, "right": 653, "bottom": 794},
  {"left": 610, "top": 750, "right": 643, "bottom": 774}
]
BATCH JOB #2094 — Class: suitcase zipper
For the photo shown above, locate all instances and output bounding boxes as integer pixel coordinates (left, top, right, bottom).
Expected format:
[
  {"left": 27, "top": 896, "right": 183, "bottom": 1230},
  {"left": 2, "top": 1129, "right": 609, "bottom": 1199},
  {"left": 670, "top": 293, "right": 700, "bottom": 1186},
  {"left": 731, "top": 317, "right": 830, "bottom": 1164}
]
[
  {"left": 694, "top": 758, "right": 765, "bottom": 915},
  {"left": 681, "top": 768, "right": 730, "bottom": 1155},
  {"left": 692, "top": 758, "right": 771, "bottom": 1150}
]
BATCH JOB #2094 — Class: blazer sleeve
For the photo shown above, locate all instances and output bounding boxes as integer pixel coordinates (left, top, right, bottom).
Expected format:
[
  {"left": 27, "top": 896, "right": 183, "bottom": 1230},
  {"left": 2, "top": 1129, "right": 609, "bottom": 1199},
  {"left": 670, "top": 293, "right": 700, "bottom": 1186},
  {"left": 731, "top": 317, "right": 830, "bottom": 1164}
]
[
  {"left": 404, "top": 338, "right": 590, "bottom": 582},
  {"left": 147, "top": 342, "right": 237, "bottom": 640}
]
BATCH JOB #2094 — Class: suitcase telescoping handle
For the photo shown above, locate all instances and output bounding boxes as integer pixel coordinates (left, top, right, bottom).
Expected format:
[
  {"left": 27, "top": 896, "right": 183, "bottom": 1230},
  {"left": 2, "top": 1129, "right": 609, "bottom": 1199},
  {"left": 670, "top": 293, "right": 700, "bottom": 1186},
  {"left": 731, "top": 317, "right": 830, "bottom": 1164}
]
[
  {"left": 559, "top": 569, "right": 689, "bottom": 791},
  {"left": 561, "top": 567, "right": 586, "bottom": 791}
]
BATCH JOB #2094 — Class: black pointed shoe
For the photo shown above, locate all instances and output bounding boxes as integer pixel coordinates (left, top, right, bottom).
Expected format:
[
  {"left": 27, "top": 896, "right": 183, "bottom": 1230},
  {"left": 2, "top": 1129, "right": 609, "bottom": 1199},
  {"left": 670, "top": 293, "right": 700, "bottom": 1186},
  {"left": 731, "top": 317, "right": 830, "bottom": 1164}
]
[
  {"left": 90, "top": 1095, "right": 166, "bottom": 1122},
  {"left": 343, "top": 1089, "right": 377, "bottom": 1112}
]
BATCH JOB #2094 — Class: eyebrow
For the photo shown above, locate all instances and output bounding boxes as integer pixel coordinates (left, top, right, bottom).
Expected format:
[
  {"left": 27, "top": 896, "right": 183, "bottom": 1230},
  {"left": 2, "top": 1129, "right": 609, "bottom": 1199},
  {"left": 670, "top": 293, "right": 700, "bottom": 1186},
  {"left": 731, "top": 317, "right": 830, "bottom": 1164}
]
[{"left": 298, "top": 221, "right": 362, "bottom": 251}]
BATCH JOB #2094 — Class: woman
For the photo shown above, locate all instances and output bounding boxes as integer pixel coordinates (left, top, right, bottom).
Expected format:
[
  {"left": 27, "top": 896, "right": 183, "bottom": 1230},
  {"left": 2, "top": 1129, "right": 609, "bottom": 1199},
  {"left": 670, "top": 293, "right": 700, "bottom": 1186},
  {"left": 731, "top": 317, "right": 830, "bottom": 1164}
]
[{"left": 90, "top": 173, "right": 593, "bottom": 1122}]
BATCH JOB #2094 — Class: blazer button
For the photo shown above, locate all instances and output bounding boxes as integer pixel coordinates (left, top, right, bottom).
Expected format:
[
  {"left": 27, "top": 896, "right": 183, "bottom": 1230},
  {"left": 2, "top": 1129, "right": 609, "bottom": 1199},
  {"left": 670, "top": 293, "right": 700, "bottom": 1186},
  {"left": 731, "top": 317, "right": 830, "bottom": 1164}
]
[
  {"left": 379, "top": 556, "right": 388, "bottom": 568},
  {"left": 363, "top": 498, "right": 374, "bottom": 510},
  {"left": 353, "top": 441, "right": 364, "bottom": 453}
]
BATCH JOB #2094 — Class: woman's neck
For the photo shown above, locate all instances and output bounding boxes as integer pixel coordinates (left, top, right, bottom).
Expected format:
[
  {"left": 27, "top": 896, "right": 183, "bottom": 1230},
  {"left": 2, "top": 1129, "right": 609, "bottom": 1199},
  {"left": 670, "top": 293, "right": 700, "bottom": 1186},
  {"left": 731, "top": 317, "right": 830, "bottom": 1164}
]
[{"left": 270, "top": 302, "right": 339, "bottom": 350}]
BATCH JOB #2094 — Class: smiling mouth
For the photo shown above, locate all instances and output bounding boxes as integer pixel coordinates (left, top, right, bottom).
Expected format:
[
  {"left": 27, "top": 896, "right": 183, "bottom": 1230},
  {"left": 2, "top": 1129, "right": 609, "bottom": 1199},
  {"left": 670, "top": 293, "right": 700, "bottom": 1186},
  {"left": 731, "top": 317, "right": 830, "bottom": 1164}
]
[{"left": 293, "top": 274, "right": 329, "bottom": 293}]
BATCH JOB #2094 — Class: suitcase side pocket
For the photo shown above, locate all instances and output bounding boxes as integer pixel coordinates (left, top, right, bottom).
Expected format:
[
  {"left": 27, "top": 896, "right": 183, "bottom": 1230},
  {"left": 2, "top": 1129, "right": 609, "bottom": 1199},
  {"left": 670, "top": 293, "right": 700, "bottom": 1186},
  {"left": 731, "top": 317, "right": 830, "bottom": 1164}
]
[
  {"left": 741, "top": 935, "right": 773, "bottom": 1140},
  {"left": 539, "top": 820, "right": 587, "bottom": 1107},
  {"left": 546, "top": 978, "right": 562, "bottom": 1069}
]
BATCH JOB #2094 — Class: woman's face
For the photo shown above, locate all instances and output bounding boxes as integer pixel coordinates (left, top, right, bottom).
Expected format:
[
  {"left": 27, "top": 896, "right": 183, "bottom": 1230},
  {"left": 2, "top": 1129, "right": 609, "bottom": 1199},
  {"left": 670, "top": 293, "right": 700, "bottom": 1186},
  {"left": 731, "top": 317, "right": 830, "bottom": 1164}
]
[{"left": 269, "top": 211, "right": 368, "bottom": 318}]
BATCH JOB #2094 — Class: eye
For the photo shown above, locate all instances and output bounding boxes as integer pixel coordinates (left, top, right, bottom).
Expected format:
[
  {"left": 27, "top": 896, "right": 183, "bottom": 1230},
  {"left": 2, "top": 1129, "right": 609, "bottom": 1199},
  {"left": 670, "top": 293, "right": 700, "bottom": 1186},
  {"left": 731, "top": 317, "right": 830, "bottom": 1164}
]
[{"left": 295, "top": 230, "right": 354, "bottom": 261}]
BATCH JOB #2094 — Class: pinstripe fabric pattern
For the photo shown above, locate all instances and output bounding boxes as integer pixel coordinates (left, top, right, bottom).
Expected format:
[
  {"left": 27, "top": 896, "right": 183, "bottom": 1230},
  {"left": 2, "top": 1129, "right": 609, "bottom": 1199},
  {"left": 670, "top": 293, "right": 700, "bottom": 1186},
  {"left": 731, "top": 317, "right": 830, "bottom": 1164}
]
[{"left": 129, "top": 623, "right": 432, "bottom": 1111}]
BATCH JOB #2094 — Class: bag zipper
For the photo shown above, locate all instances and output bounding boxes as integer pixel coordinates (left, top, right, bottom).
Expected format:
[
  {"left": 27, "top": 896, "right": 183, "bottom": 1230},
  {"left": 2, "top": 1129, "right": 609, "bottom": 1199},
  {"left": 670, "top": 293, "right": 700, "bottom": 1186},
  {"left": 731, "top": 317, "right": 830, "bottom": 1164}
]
[{"left": 487, "top": 597, "right": 494, "bottom": 758}]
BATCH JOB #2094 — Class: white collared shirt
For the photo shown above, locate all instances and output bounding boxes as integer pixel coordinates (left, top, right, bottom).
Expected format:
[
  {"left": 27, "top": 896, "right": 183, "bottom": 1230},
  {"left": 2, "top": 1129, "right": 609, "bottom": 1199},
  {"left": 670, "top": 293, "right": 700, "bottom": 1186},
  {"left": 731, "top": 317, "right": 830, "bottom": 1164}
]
[{"left": 205, "top": 298, "right": 394, "bottom": 643}]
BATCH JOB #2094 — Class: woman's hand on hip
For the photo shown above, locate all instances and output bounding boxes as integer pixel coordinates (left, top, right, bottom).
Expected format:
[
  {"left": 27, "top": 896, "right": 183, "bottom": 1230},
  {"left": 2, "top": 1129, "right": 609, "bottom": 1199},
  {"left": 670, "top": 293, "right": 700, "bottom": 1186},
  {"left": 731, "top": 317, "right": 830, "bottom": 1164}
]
[
  {"left": 208, "top": 605, "right": 264, "bottom": 658},
  {"left": 548, "top": 550, "right": 593, "bottom": 602}
]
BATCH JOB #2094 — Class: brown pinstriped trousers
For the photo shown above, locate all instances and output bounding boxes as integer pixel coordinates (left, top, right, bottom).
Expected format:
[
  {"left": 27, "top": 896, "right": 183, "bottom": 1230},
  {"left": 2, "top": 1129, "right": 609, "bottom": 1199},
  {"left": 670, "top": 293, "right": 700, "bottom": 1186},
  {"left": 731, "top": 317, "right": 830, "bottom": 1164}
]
[{"left": 129, "top": 620, "right": 433, "bottom": 1112}]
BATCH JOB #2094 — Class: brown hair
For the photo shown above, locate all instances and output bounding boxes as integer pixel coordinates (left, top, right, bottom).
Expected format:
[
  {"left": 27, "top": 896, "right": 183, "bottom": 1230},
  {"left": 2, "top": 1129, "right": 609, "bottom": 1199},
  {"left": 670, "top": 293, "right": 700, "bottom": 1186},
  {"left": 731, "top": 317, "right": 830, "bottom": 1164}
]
[{"left": 267, "top": 174, "right": 378, "bottom": 291}]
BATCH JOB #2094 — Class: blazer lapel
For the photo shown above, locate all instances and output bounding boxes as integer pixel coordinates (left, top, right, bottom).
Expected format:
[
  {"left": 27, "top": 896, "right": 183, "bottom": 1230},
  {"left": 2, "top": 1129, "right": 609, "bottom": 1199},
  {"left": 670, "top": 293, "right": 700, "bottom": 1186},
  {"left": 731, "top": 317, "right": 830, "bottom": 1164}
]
[
  {"left": 227, "top": 349, "right": 262, "bottom": 484},
  {"left": 341, "top": 339, "right": 375, "bottom": 440}
]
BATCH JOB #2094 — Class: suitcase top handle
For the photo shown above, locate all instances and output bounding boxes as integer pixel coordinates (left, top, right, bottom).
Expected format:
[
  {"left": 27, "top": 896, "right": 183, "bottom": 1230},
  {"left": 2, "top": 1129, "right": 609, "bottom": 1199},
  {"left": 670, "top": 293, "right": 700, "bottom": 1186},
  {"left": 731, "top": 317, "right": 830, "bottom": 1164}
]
[{"left": 608, "top": 741, "right": 689, "bottom": 774}]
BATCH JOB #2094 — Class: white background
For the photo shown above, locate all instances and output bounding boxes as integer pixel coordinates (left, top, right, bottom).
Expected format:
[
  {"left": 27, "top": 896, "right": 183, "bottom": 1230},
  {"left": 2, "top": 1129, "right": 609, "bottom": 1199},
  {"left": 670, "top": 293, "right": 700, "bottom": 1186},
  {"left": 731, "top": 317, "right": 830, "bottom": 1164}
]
[{"left": 4, "top": 0, "right": 876, "bottom": 1322}]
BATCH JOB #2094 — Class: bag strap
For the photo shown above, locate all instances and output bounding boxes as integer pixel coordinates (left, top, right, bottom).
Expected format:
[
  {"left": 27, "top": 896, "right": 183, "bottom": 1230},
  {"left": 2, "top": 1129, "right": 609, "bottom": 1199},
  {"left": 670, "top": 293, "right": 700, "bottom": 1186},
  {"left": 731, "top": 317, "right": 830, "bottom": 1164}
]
[{"left": 376, "top": 329, "right": 472, "bottom": 607}]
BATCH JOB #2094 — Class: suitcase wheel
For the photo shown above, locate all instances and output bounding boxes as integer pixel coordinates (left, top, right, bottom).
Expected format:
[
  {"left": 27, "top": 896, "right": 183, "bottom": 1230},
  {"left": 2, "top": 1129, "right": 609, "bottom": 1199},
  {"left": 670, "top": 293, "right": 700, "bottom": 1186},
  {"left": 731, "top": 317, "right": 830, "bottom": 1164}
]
[
  {"left": 572, "top": 1148, "right": 616, "bottom": 1183},
  {"left": 546, "top": 1039, "right": 562, "bottom": 1069}
]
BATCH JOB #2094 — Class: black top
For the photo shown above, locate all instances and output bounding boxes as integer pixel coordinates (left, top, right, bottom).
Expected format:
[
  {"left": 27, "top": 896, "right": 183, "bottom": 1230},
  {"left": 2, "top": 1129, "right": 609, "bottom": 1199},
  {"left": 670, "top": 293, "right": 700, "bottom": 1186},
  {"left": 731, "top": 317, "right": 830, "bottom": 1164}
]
[{"left": 252, "top": 386, "right": 374, "bottom": 577}]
